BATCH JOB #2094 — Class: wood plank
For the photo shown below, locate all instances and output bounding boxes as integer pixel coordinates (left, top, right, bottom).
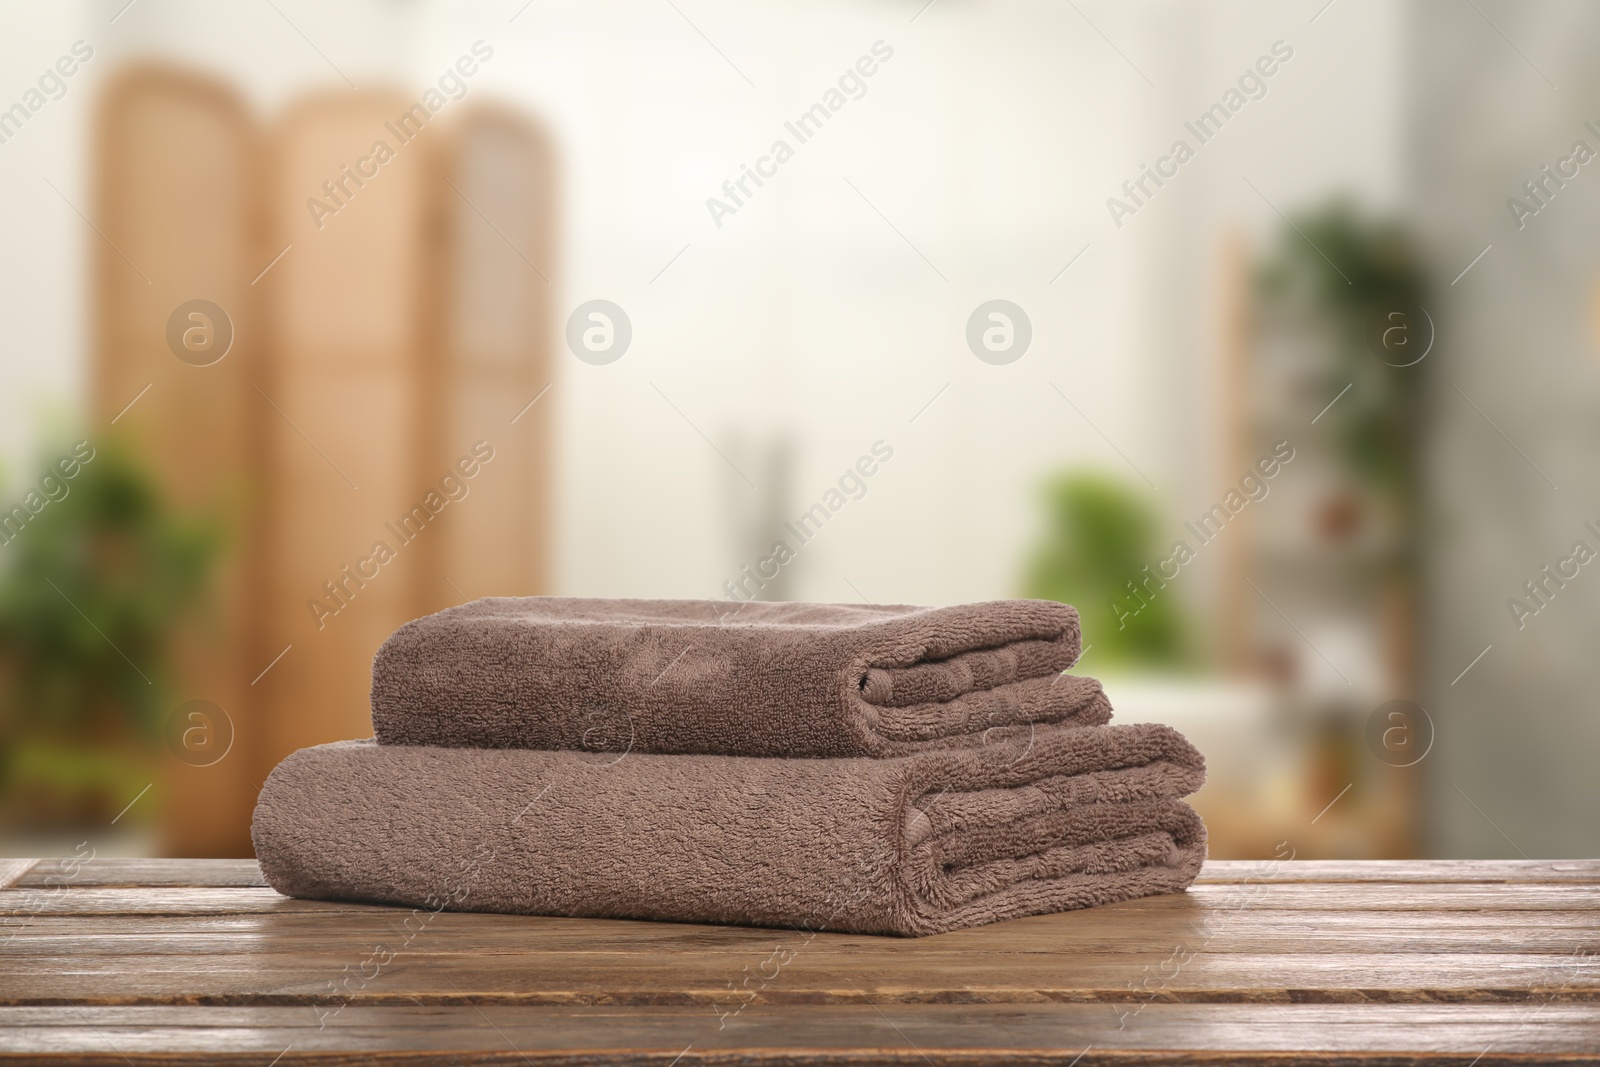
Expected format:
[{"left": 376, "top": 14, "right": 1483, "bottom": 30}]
[
  {"left": 1197, "top": 860, "right": 1600, "bottom": 884},
  {"left": 6, "top": 907, "right": 1598, "bottom": 956},
  {"left": 2, "top": 1004, "right": 1598, "bottom": 1063},
  {"left": 3, "top": 860, "right": 1598, "bottom": 1062},
  {"left": 6, "top": 880, "right": 1597, "bottom": 918},
  {"left": 12, "top": 858, "right": 262, "bottom": 889},
  {"left": 1182, "top": 882, "right": 1600, "bottom": 909},
  {"left": 0, "top": 859, "right": 34, "bottom": 889},
  {"left": 3, "top": 950, "right": 1595, "bottom": 1006},
  {"left": 13, "top": 858, "right": 1597, "bottom": 892}
]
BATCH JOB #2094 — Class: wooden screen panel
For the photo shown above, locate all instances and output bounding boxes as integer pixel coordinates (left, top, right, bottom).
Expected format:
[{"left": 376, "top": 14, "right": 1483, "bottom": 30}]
[
  {"left": 254, "top": 93, "right": 439, "bottom": 780},
  {"left": 93, "top": 67, "right": 260, "bottom": 857},
  {"left": 427, "top": 107, "right": 557, "bottom": 607}
]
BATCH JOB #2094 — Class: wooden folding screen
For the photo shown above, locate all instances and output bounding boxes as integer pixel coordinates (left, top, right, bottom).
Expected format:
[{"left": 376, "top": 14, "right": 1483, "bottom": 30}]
[
  {"left": 427, "top": 107, "right": 556, "bottom": 608},
  {"left": 253, "top": 93, "right": 439, "bottom": 779},
  {"left": 95, "top": 77, "right": 556, "bottom": 853},
  {"left": 93, "top": 68, "right": 259, "bottom": 856}
]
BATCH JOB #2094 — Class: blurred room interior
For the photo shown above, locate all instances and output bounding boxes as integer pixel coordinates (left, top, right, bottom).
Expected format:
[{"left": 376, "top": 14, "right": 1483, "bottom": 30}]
[{"left": 0, "top": 0, "right": 1594, "bottom": 863}]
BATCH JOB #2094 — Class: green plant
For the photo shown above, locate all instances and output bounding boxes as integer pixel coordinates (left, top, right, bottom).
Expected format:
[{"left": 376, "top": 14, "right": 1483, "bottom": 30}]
[
  {"left": 1022, "top": 472, "right": 1189, "bottom": 670},
  {"left": 1256, "top": 199, "right": 1430, "bottom": 505},
  {"left": 0, "top": 437, "right": 222, "bottom": 827}
]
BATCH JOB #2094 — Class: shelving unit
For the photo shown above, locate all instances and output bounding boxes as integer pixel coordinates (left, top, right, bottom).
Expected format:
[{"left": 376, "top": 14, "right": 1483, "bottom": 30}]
[{"left": 1209, "top": 230, "right": 1421, "bottom": 860}]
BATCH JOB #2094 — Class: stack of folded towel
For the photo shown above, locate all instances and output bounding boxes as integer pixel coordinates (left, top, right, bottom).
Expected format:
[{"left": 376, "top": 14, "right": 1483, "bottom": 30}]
[{"left": 252, "top": 598, "right": 1207, "bottom": 936}]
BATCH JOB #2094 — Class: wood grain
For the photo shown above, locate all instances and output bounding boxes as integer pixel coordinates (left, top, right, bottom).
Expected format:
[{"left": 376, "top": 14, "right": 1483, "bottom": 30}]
[
  {"left": 13, "top": 858, "right": 262, "bottom": 888},
  {"left": 2, "top": 859, "right": 1597, "bottom": 1064},
  {"left": 8, "top": 881, "right": 1598, "bottom": 917},
  {"left": 0, "top": 859, "right": 33, "bottom": 890},
  {"left": 15, "top": 857, "right": 1597, "bottom": 888},
  {"left": 1197, "top": 859, "right": 1600, "bottom": 884},
  {"left": 2, "top": 1004, "right": 1599, "bottom": 1064}
]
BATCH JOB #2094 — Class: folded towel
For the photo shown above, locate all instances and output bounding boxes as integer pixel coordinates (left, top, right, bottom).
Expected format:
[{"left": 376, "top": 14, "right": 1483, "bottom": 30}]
[
  {"left": 252, "top": 723, "right": 1206, "bottom": 936},
  {"left": 370, "top": 597, "right": 1100, "bottom": 757}
]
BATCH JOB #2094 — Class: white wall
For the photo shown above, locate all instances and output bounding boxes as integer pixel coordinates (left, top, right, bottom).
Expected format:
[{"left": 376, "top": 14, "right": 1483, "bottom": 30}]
[
  {"left": 1411, "top": 0, "right": 1600, "bottom": 858},
  {"left": 0, "top": 0, "right": 95, "bottom": 475},
  {"left": 0, "top": 0, "right": 1411, "bottom": 610}
]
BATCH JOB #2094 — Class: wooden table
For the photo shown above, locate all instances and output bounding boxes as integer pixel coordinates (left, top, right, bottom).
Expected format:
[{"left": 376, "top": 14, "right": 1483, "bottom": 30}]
[{"left": 2, "top": 857, "right": 1597, "bottom": 1064}]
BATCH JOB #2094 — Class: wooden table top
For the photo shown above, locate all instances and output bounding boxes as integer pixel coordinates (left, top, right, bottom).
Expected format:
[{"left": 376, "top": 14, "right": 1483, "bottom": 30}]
[{"left": 2, "top": 857, "right": 1597, "bottom": 1064}]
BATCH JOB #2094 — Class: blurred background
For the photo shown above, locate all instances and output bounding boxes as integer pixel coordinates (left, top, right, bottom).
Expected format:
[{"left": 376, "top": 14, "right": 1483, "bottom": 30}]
[{"left": 0, "top": 0, "right": 1593, "bottom": 862}]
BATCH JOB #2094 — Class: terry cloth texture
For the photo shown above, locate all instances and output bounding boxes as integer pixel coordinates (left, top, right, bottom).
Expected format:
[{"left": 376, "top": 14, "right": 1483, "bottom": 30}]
[
  {"left": 252, "top": 723, "right": 1206, "bottom": 937},
  {"left": 370, "top": 597, "right": 1099, "bottom": 758}
]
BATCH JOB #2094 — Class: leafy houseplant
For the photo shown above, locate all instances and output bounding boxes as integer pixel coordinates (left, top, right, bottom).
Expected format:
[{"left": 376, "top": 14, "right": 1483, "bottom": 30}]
[
  {"left": 1022, "top": 472, "right": 1190, "bottom": 671},
  {"left": 1255, "top": 200, "right": 1430, "bottom": 512},
  {"left": 0, "top": 438, "right": 221, "bottom": 831}
]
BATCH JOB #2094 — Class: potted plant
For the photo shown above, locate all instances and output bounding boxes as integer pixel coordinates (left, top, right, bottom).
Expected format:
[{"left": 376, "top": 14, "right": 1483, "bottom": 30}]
[{"left": 0, "top": 437, "right": 221, "bottom": 837}]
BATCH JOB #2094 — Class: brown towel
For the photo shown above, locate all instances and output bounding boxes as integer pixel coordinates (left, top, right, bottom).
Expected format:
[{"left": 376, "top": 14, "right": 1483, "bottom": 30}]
[
  {"left": 370, "top": 597, "right": 1101, "bottom": 757},
  {"left": 252, "top": 723, "right": 1206, "bottom": 936}
]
